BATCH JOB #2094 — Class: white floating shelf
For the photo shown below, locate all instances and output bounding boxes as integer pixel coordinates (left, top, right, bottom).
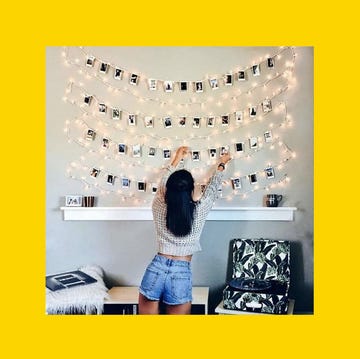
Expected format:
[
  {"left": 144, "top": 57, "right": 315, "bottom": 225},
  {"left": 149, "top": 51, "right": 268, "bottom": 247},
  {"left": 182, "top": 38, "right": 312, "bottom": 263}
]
[{"left": 60, "top": 207, "right": 297, "bottom": 221}]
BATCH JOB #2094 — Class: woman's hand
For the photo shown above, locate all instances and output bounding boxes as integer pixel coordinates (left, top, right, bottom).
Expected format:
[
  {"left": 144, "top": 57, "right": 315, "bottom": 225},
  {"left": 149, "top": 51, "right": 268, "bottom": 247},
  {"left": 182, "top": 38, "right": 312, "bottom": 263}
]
[
  {"left": 171, "top": 146, "right": 189, "bottom": 167},
  {"left": 220, "top": 152, "right": 231, "bottom": 164}
]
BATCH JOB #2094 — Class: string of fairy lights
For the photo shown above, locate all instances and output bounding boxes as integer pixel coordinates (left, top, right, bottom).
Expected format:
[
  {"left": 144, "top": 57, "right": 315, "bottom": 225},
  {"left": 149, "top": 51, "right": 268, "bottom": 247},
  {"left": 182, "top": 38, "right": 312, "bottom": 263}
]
[{"left": 62, "top": 46, "right": 297, "bottom": 204}]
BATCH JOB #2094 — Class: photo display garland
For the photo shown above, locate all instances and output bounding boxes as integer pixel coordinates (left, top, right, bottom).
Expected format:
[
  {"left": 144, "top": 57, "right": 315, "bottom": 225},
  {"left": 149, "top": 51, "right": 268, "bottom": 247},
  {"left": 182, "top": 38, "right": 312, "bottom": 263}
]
[{"left": 63, "top": 47, "right": 297, "bottom": 204}]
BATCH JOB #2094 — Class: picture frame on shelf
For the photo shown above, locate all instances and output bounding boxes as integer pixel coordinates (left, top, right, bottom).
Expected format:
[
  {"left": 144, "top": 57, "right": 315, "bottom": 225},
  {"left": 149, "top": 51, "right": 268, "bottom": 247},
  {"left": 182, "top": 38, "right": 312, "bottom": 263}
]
[{"left": 65, "top": 195, "right": 83, "bottom": 207}]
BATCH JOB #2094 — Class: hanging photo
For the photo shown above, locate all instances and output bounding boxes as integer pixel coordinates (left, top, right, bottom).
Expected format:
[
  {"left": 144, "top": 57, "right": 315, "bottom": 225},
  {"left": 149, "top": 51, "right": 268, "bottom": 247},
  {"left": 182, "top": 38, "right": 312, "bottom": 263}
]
[
  {"left": 112, "top": 108, "right": 121, "bottom": 120},
  {"left": 107, "top": 174, "right": 115, "bottom": 185},
  {"left": 178, "top": 116, "right": 186, "bottom": 127},
  {"left": 252, "top": 64, "right": 260, "bottom": 76},
  {"left": 221, "top": 115, "right": 229, "bottom": 126},
  {"left": 137, "top": 182, "right": 146, "bottom": 192},
  {"left": 207, "top": 116, "right": 215, "bottom": 127},
  {"left": 98, "top": 103, "right": 107, "bottom": 115},
  {"left": 118, "top": 143, "right": 127, "bottom": 154},
  {"left": 265, "top": 166, "right": 275, "bottom": 179},
  {"left": 132, "top": 144, "right": 141, "bottom": 157},
  {"left": 235, "top": 111, "right": 243, "bottom": 124},
  {"left": 235, "top": 142, "right": 244, "bottom": 153},
  {"left": 249, "top": 173, "right": 258, "bottom": 185},
  {"left": 128, "top": 114, "right": 136, "bottom": 126},
  {"left": 151, "top": 184, "right": 158, "bottom": 195},
  {"left": 209, "top": 148, "right": 217, "bottom": 158},
  {"left": 220, "top": 145, "right": 229, "bottom": 155},
  {"left": 148, "top": 79, "right": 157, "bottom": 91},
  {"left": 148, "top": 147, "right": 156, "bottom": 157},
  {"left": 209, "top": 78, "right": 219, "bottom": 90},
  {"left": 129, "top": 73, "right": 139, "bottom": 85},
  {"left": 264, "top": 130, "right": 273, "bottom": 143},
  {"left": 99, "top": 62, "right": 109, "bottom": 74},
  {"left": 84, "top": 94, "right": 92, "bottom": 106},
  {"left": 85, "top": 55, "right": 95, "bottom": 67},
  {"left": 238, "top": 70, "right": 246, "bottom": 81},
  {"left": 249, "top": 106, "right": 257, "bottom": 118},
  {"left": 164, "top": 117, "right": 172, "bottom": 129},
  {"left": 90, "top": 167, "right": 100, "bottom": 178},
  {"left": 231, "top": 178, "right": 242, "bottom": 190},
  {"left": 164, "top": 81, "right": 174, "bottom": 92},
  {"left": 122, "top": 178, "right": 130, "bottom": 188},
  {"left": 195, "top": 81, "right": 204, "bottom": 93},
  {"left": 249, "top": 137, "right": 258, "bottom": 149},
  {"left": 192, "top": 117, "right": 201, "bottom": 128},
  {"left": 262, "top": 99, "right": 272, "bottom": 113},
  {"left": 224, "top": 74, "right": 233, "bottom": 86},
  {"left": 267, "top": 57, "right": 275, "bottom": 68},
  {"left": 192, "top": 151, "right": 200, "bottom": 161},
  {"left": 114, "top": 67, "right": 123, "bottom": 80},
  {"left": 179, "top": 82, "right": 188, "bottom": 92},
  {"left": 144, "top": 116, "right": 154, "bottom": 128},
  {"left": 101, "top": 137, "right": 110, "bottom": 149},
  {"left": 85, "top": 128, "right": 96, "bottom": 141},
  {"left": 65, "top": 195, "right": 83, "bottom": 207},
  {"left": 163, "top": 149, "right": 171, "bottom": 159}
]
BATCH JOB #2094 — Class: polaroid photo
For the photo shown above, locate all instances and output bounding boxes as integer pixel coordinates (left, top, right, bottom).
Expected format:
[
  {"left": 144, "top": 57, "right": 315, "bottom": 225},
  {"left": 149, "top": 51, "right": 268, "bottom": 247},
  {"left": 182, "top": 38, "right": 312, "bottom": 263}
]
[
  {"left": 224, "top": 74, "right": 233, "bottom": 86},
  {"left": 252, "top": 64, "right": 260, "bottom": 76},
  {"left": 114, "top": 67, "right": 123, "bottom": 80},
  {"left": 192, "top": 151, "right": 200, "bottom": 161},
  {"left": 98, "top": 103, "right": 107, "bottom": 115},
  {"left": 128, "top": 114, "right": 136, "bottom": 126},
  {"left": 195, "top": 81, "right": 204, "bottom": 93},
  {"left": 148, "top": 79, "right": 157, "bottom": 91},
  {"left": 235, "top": 142, "right": 244, "bottom": 153},
  {"left": 238, "top": 70, "right": 246, "bottom": 81},
  {"left": 179, "top": 82, "right": 188, "bottom": 92},
  {"left": 101, "top": 137, "right": 110, "bottom": 149},
  {"left": 65, "top": 195, "right": 83, "bottom": 207},
  {"left": 84, "top": 94, "right": 92, "bottom": 106},
  {"left": 220, "top": 145, "right": 229, "bottom": 156},
  {"left": 209, "top": 148, "right": 217, "bottom": 158},
  {"left": 122, "top": 178, "right": 130, "bottom": 188},
  {"left": 231, "top": 178, "right": 242, "bottom": 190},
  {"left": 267, "top": 57, "right": 275, "bottom": 68},
  {"left": 249, "top": 137, "right": 258, "bottom": 149},
  {"left": 235, "top": 111, "right": 243, "bottom": 124},
  {"left": 163, "top": 149, "right": 171, "bottom": 159},
  {"left": 86, "top": 55, "right": 95, "bottom": 68},
  {"left": 138, "top": 181, "right": 146, "bottom": 192},
  {"left": 178, "top": 116, "right": 186, "bottom": 127},
  {"left": 262, "top": 99, "right": 272, "bottom": 113},
  {"left": 112, "top": 108, "right": 121, "bottom": 120},
  {"left": 164, "top": 81, "right": 174, "bottom": 93},
  {"left": 248, "top": 173, "right": 258, "bottom": 185},
  {"left": 264, "top": 130, "right": 273, "bottom": 143},
  {"left": 129, "top": 73, "right": 139, "bottom": 85},
  {"left": 207, "top": 116, "right": 215, "bottom": 127},
  {"left": 99, "top": 62, "right": 109, "bottom": 74},
  {"left": 132, "top": 144, "right": 141, "bottom": 157},
  {"left": 192, "top": 117, "right": 201, "bottom": 128},
  {"left": 85, "top": 128, "right": 96, "bottom": 141},
  {"left": 164, "top": 117, "right": 172, "bottom": 129},
  {"left": 249, "top": 106, "right": 257, "bottom": 118},
  {"left": 221, "top": 115, "right": 229, "bottom": 126},
  {"left": 217, "top": 187, "right": 223, "bottom": 198},
  {"left": 90, "top": 167, "right": 100, "bottom": 178},
  {"left": 148, "top": 147, "right": 156, "bottom": 157},
  {"left": 144, "top": 116, "right": 154, "bottom": 128},
  {"left": 118, "top": 143, "right": 127, "bottom": 154},
  {"left": 151, "top": 184, "right": 158, "bottom": 195},
  {"left": 209, "top": 78, "right": 219, "bottom": 90},
  {"left": 107, "top": 174, "right": 115, "bottom": 185},
  {"left": 265, "top": 166, "right": 275, "bottom": 179}
]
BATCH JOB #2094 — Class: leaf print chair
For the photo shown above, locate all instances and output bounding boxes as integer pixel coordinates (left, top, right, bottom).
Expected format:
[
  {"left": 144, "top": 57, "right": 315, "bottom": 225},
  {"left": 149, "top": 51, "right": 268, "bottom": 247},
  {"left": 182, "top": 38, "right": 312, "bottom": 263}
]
[{"left": 222, "top": 238, "right": 290, "bottom": 314}]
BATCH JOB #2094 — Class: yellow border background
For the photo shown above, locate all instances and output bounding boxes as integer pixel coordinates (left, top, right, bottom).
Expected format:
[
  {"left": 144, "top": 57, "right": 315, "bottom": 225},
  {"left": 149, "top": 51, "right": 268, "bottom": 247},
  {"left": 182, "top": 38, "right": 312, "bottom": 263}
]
[{"left": 2, "top": 0, "right": 357, "bottom": 357}]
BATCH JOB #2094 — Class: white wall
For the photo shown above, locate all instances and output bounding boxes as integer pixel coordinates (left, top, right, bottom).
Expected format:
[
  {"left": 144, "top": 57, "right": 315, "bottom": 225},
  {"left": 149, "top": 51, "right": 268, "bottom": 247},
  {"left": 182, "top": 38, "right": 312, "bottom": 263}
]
[{"left": 46, "top": 47, "right": 313, "bottom": 313}]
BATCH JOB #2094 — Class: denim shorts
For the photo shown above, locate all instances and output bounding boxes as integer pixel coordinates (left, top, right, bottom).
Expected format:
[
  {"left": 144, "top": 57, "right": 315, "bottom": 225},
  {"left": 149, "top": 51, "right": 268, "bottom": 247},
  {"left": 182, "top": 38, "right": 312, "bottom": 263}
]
[{"left": 139, "top": 255, "right": 192, "bottom": 305}]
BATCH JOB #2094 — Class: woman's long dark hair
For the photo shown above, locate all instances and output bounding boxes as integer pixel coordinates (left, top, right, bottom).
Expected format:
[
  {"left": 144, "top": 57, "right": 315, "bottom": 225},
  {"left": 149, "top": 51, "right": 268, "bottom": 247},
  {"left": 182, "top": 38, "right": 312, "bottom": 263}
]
[{"left": 165, "top": 170, "right": 195, "bottom": 237}]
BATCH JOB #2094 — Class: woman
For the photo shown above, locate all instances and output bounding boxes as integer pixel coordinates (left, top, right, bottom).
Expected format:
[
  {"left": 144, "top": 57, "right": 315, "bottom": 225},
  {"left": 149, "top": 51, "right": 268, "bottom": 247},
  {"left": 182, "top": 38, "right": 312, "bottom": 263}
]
[{"left": 138, "top": 146, "right": 231, "bottom": 314}]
